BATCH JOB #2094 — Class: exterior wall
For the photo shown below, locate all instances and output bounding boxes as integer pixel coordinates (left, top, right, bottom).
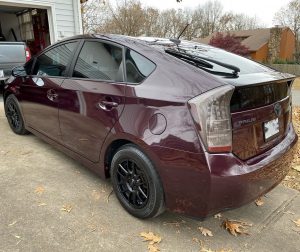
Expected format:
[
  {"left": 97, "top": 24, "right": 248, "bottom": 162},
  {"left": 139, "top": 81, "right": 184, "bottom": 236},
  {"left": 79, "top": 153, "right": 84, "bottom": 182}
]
[
  {"left": 279, "top": 28, "right": 295, "bottom": 61},
  {"left": 0, "top": 0, "right": 82, "bottom": 43},
  {"left": 251, "top": 43, "right": 269, "bottom": 62}
]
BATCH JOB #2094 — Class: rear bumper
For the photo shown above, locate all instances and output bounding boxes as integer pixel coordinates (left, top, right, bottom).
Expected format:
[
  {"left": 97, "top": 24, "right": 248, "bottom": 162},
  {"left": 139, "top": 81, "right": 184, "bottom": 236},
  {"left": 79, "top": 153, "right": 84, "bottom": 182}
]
[
  {"left": 153, "top": 124, "right": 298, "bottom": 218},
  {"left": 206, "top": 124, "right": 298, "bottom": 216}
]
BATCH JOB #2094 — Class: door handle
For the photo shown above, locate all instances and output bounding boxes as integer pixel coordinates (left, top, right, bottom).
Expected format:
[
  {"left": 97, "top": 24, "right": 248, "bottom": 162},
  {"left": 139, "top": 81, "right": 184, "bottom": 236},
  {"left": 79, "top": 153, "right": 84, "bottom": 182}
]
[{"left": 97, "top": 100, "right": 119, "bottom": 111}]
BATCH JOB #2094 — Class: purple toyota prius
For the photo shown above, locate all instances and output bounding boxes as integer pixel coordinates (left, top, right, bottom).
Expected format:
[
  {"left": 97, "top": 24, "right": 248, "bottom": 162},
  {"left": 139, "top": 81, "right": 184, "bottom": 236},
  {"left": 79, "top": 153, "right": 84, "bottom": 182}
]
[{"left": 3, "top": 34, "right": 298, "bottom": 219}]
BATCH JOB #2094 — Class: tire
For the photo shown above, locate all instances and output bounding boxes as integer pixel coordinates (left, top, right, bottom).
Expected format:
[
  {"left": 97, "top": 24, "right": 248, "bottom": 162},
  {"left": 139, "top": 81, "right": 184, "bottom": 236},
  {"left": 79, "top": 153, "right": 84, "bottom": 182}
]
[
  {"left": 5, "top": 94, "right": 29, "bottom": 135},
  {"left": 111, "top": 144, "right": 165, "bottom": 219}
]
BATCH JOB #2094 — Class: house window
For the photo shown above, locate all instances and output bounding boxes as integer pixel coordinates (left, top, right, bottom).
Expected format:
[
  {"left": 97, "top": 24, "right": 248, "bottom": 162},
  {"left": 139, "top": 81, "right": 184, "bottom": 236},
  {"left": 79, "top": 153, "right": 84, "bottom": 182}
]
[{"left": 18, "top": 11, "right": 34, "bottom": 41}]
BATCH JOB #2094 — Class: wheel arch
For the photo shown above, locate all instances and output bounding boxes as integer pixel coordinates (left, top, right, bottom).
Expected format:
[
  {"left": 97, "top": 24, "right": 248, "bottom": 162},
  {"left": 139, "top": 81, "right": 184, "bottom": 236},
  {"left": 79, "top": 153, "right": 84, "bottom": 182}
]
[
  {"left": 3, "top": 90, "right": 13, "bottom": 103},
  {"left": 101, "top": 134, "right": 159, "bottom": 179}
]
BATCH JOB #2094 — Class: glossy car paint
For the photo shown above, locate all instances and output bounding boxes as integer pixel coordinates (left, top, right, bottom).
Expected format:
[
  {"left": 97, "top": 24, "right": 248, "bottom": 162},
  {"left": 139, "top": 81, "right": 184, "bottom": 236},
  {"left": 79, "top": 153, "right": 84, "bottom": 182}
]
[
  {"left": 58, "top": 78, "right": 126, "bottom": 162},
  {"left": 4, "top": 34, "right": 298, "bottom": 218},
  {"left": 20, "top": 77, "right": 63, "bottom": 141}
]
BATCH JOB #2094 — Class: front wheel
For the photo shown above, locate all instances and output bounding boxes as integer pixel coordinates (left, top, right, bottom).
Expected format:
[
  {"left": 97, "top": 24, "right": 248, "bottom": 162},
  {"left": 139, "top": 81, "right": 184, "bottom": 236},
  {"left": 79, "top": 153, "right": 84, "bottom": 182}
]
[
  {"left": 5, "top": 94, "right": 29, "bottom": 135},
  {"left": 111, "top": 144, "right": 165, "bottom": 219}
]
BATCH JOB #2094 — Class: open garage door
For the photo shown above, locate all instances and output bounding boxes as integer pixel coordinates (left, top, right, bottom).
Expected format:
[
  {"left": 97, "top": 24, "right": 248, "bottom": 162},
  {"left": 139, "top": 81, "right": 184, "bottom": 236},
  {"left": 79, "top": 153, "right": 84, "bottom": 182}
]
[{"left": 0, "top": 6, "right": 51, "bottom": 55}]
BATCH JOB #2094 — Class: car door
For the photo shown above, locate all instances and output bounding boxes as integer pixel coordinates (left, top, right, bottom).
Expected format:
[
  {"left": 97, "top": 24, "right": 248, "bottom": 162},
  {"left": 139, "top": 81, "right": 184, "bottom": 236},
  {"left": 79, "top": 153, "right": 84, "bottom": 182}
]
[
  {"left": 19, "top": 41, "right": 79, "bottom": 141},
  {"left": 58, "top": 40, "right": 126, "bottom": 162}
]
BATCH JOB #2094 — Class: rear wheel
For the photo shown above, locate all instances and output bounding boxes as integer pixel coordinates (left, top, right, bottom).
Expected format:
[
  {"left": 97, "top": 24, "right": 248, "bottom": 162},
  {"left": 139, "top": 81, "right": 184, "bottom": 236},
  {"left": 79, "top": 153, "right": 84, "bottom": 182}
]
[
  {"left": 5, "top": 94, "right": 29, "bottom": 135},
  {"left": 111, "top": 144, "right": 165, "bottom": 219}
]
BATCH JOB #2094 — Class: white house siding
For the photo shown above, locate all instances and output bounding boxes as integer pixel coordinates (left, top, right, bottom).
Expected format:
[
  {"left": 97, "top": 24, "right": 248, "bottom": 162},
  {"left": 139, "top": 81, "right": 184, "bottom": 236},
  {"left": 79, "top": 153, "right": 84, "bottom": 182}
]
[{"left": 0, "top": 0, "right": 82, "bottom": 43}]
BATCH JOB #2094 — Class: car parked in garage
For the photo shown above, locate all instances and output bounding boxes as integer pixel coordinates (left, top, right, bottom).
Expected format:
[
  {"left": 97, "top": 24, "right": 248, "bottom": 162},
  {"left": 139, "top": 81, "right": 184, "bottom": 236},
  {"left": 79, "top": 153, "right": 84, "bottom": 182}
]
[{"left": 3, "top": 34, "right": 298, "bottom": 219}]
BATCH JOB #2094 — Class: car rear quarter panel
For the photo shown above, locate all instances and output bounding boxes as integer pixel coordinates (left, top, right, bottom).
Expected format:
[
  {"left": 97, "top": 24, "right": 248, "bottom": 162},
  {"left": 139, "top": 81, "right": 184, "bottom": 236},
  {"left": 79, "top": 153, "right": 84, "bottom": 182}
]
[{"left": 99, "top": 62, "right": 226, "bottom": 215}]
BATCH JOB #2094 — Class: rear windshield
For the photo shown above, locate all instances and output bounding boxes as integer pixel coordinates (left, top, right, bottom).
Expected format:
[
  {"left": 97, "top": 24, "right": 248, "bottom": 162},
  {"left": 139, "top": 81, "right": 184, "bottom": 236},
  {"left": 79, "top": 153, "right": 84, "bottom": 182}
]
[{"left": 148, "top": 40, "right": 271, "bottom": 75}]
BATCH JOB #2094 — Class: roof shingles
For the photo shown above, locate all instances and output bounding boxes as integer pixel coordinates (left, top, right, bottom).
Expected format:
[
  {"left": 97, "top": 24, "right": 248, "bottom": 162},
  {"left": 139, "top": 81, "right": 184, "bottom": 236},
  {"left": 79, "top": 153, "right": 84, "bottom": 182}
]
[{"left": 194, "top": 28, "right": 284, "bottom": 52}]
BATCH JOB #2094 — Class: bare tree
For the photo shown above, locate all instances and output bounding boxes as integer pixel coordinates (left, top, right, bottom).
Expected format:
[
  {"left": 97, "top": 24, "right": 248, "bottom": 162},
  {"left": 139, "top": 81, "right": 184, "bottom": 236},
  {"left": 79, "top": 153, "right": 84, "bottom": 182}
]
[
  {"left": 218, "top": 12, "right": 262, "bottom": 31},
  {"left": 102, "top": 0, "right": 146, "bottom": 36},
  {"left": 274, "top": 0, "right": 300, "bottom": 61},
  {"left": 81, "top": 0, "right": 108, "bottom": 33},
  {"left": 201, "top": 0, "right": 223, "bottom": 37},
  {"left": 80, "top": 0, "right": 263, "bottom": 41}
]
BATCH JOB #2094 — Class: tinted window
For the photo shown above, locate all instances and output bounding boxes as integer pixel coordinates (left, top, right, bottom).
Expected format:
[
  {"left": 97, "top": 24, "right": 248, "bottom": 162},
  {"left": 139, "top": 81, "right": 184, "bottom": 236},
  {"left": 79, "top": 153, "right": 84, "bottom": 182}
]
[
  {"left": 125, "top": 49, "right": 155, "bottom": 83},
  {"left": 33, "top": 42, "right": 78, "bottom": 77},
  {"left": 166, "top": 41, "right": 269, "bottom": 75},
  {"left": 73, "top": 41, "right": 123, "bottom": 82}
]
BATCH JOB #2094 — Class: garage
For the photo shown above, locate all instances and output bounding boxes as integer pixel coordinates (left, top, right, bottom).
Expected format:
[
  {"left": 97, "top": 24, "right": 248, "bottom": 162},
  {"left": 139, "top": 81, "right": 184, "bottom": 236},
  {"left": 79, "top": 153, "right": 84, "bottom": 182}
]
[
  {"left": 0, "top": 0, "right": 83, "bottom": 55},
  {"left": 0, "top": 7, "right": 51, "bottom": 55}
]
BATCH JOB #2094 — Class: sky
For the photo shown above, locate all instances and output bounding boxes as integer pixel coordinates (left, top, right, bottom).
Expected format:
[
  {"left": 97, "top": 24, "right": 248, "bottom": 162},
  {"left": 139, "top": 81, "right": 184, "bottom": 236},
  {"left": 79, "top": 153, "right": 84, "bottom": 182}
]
[{"left": 140, "top": 0, "right": 290, "bottom": 27}]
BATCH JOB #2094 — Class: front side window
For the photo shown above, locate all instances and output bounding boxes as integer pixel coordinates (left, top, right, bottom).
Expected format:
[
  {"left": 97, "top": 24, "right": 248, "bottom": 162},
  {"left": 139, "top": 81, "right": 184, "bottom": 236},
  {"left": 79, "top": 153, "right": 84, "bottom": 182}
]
[
  {"left": 33, "top": 42, "right": 78, "bottom": 77},
  {"left": 125, "top": 49, "right": 156, "bottom": 84},
  {"left": 73, "top": 41, "right": 124, "bottom": 82}
]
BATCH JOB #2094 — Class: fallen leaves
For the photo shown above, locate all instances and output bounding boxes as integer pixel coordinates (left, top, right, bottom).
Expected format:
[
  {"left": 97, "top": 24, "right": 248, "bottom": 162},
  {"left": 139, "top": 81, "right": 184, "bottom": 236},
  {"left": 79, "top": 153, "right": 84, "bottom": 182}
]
[
  {"left": 214, "top": 213, "right": 222, "bottom": 219},
  {"left": 37, "top": 202, "right": 47, "bottom": 207},
  {"left": 8, "top": 220, "right": 17, "bottom": 226},
  {"left": 292, "top": 165, "right": 300, "bottom": 172},
  {"left": 148, "top": 244, "right": 160, "bottom": 252},
  {"left": 61, "top": 204, "right": 73, "bottom": 213},
  {"left": 140, "top": 232, "right": 162, "bottom": 244},
  {"left": 140, "top": 232, "right": 162, "bottom": 252},
  {"left": 255, "top": 197, "right": 264, "bottom": 206},
  {"left": 34, "top": 186, "right": 45, "bottom": 195},
  {"left": 198, "top": 226, "right": 213, "bottom": 237},
  {"left": 222, "top": 219, "right": 252, "bottom": 236},
  {"left": 282, "top": 106, "right": 300, "bottom": 191},
  {"left": 106, "top": 189, "right": 114, "bottom": 203},
  {"left": 200, "top": 247, "right": 214, "bottom": 252},
  {"left": 292, "top": 218, "right": 300, "bottom": 227},
  {"left": 91, "top": 190, "right": 101, "bottom": 201}
]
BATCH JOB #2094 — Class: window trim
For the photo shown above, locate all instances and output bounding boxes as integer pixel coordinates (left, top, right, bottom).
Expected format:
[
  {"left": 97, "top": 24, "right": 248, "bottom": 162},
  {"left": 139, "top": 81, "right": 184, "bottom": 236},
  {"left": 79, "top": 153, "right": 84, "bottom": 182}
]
[
  {"left": 67, "top": 38, "right": 127, "bottom": 84},
  {"left": 30, "top": 39, "right": 81, "bottom": 79}
]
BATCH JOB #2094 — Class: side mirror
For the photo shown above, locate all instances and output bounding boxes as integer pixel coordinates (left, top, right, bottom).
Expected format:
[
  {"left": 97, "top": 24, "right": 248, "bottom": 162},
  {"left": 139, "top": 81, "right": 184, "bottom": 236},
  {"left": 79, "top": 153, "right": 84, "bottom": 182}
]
[{"left": 12, "top": 65, "right": 27, "bottom": 77}]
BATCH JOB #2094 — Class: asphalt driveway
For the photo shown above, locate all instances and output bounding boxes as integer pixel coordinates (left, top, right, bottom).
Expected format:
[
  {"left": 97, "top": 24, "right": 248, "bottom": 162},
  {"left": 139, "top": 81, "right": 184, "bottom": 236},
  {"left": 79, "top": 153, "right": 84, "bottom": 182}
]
[{"left": 0, "top": 96, "right": 300, "bottom": 252}]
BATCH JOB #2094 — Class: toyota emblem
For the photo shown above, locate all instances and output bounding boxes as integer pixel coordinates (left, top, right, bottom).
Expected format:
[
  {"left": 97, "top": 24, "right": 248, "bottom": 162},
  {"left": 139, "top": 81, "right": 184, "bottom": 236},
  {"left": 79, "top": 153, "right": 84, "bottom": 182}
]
[{"left": 274, "top": 103, "right": 282, "bottom": 117}]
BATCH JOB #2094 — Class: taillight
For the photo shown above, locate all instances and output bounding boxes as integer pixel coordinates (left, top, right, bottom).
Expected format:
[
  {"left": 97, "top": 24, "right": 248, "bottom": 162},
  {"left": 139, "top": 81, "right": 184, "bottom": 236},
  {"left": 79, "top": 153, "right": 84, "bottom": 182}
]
[
  {"left": 25, "top": 46, "right": 31, "bottom": 62},
  {"left": 188, "top": 85, "right": 235, "bottom": 153}
]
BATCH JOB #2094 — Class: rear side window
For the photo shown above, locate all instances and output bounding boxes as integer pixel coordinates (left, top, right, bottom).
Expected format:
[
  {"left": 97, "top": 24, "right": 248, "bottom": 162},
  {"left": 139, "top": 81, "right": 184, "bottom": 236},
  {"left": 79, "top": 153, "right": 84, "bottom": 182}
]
[
  {"left": 73, "top": 41, "right": 123, "bottom": 82},
  {"left": 33, "top": 42, "right": 78, "bottom": 77},
  {"left": 125, "top": 49, "right": 155, "bottom": 84}
]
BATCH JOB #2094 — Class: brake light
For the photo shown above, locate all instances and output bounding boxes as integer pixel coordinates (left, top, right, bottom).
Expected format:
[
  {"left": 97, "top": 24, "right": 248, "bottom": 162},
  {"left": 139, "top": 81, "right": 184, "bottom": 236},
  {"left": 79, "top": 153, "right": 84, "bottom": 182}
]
[
  {"left": 188, "top": 85, "right": 235, "bottom": 153},
  {"left": 25, "top": 46, "right": 31, "bottom": 62}
]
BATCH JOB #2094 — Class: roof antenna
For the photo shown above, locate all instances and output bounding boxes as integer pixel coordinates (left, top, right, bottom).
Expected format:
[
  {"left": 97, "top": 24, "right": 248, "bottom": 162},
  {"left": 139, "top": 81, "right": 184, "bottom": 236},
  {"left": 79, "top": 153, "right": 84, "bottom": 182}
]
[
  {"left": 178, "top": 23, "right": 190, "bottom": 40},
  {"left": 169, "top": 23, "right": 190, "bottom": 47}
]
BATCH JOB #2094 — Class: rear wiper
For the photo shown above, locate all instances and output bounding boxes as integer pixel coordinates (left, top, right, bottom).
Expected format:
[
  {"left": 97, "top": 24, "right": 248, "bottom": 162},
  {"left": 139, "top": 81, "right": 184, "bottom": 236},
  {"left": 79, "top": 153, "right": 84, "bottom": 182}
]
[
  {"left": 194, "top": 55, "right": 240, "bottom": 76},
  {"left": 165, "top": 49, "right": 240, "bottom": 77},
  {"left": 165, "top": 49, "right": 213, "bottom": 69}
]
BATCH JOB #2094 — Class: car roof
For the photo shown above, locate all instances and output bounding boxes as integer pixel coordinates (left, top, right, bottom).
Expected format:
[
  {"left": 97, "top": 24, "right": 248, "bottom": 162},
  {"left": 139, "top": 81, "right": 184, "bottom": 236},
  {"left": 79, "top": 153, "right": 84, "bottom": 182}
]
[{"left": 58, "top": 34, "right": 216, "bottom": 52}]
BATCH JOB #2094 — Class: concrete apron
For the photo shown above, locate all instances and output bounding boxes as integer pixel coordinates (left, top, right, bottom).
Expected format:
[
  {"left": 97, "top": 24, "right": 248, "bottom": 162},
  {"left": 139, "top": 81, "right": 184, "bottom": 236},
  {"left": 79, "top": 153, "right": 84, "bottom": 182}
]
[
  {"left": 292, "top": 89, "right": 300, "bottom": 106},
  {"left": 0, "top": 98, "right": 299, "bottom": 252}
]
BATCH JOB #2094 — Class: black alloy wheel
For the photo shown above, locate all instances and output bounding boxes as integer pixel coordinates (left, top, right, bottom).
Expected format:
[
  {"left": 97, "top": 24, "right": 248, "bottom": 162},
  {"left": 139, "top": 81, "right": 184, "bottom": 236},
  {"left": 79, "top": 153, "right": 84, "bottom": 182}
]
[
  {"left": 111, "top": 144, "right": 165, "bottom": 219},
  {"left": 5, "top": 94, "right": 28, "bottom": 135},
  {"left": 116, "top": 159, "right": 149, "bottom": 208}
]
